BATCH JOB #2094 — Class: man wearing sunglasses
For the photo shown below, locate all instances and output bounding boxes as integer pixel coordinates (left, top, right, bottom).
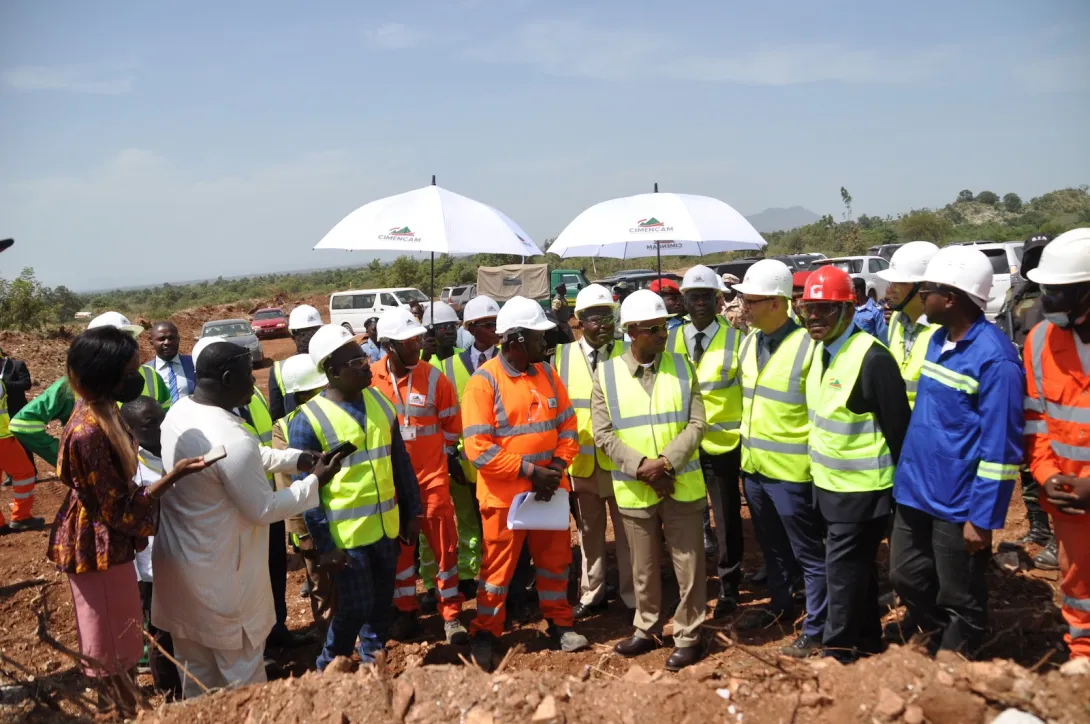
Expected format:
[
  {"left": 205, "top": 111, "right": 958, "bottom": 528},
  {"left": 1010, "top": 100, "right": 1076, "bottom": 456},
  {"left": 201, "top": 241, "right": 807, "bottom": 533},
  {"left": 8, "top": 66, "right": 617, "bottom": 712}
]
[
  {"left": 666, "top": 265, "right": 745, "bottom": 619},
  {"left": 1022, "top": 227, "right": 1090, "bottom": 662},
  {"left": 798, "top": 265, "right": 910, "bottom": 663},
  {"left": 592, "top": 289, "right": 708, "bottom": 671},
  {"left": 891, "top": 245, "right": 1024, "bottom": 658},
  {"left": 555, "top": 284, "right": 634, "bottom": 620}
]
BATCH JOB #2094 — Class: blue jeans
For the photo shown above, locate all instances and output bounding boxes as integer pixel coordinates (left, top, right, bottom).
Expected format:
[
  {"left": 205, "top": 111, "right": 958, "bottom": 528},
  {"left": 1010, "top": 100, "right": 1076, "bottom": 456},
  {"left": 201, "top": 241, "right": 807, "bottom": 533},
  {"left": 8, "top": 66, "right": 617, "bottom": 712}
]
[
  {"left": 743, "top": 474, "right": 827, "bottom": 638},
  {"left": 316, "top": 536, "right": 399, "bottom": 670}
]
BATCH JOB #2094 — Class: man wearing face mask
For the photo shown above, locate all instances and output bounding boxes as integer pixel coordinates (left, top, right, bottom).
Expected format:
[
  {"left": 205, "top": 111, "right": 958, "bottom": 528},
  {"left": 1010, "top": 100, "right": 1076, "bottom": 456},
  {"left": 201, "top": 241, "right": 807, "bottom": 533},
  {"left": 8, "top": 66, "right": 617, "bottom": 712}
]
[
  {"left": 1021, "top": 227, "right": 1090, "bottom": 661},
  {"left": 370, "top": 307, "right": 468, "bottom": 645},
  {"left": 891, "top": 246, "right": 1024, "bottom": 658},
  {"left": 798, "top": 266, "right": 910, "bottom": 663},
  {"left": 462, "top": 296, "right": 587, "bottom": 671},
  {"left": 554, "top": 285, "right": 634, "bottom": 619}
]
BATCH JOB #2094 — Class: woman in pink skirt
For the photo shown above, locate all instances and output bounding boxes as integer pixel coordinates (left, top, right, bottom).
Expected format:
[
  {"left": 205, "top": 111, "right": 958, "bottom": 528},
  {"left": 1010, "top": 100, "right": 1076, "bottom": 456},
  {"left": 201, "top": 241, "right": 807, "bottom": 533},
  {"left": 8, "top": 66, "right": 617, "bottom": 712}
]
[{"left": 47, "top": 326, "right": 206, "bottom": 716}]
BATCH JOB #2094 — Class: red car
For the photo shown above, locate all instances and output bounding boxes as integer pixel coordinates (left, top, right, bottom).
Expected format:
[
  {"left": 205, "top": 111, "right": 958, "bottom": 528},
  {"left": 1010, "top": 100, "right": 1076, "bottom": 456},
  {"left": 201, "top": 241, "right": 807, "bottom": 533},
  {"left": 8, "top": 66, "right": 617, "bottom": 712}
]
[{"left": 251, "top": 307, "right": 289, "bottom": 339}]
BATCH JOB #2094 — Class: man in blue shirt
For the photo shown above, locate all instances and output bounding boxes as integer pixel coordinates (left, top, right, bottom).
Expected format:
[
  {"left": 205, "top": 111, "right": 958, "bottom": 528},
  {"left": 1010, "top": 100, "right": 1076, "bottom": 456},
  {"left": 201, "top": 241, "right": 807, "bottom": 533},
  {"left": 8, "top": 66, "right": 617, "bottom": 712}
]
[
  {"left": 853, "top": 277, "right": 889, "bottom": 342},
  {"left": 360, "top": 316, "right": 383, "bottom": 363},
  {"left": 890, "top": 246, "right": 1024, "bottom": 657}
]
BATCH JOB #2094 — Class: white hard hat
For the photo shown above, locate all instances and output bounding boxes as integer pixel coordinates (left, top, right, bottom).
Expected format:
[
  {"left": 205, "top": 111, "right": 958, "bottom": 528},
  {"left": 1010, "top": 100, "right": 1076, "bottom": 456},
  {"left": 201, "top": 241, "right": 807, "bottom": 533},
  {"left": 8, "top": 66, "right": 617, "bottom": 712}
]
[
  {"left": 463, "top": 295, "right": 500, "bottom": 323},
  {"left": 923, "top": 245, "right": 993, "bottom": 310},
  {"left": 309, "top": 324, "right": 364, "bottom": 369},
  {"left": 1027, "top": 227, "right": 1090, "bottom": 286},
  {"left": 191, "top": 336, "right": 228, "bottom": 366},
  {"left": 877, "top": 241, "right": 940, "bottom": 284},
  {"left": 377, "top": 307, "right": 427, "bottom": 342},
  {"left": 421, "top": 300, "right": 460, "bottom": 326},
  {"left": 619, "top": 289, "right": 671, "bottom": 326},
  {"left": 680, "top": 265, "right": 721, "bottom": 292},
  {"left": 732, "top": 259, "right": 793, "bottom": 298},
  {"left": 88, "top": 311, "right": 144, "bottom": 337},
  {"left": 281, "top": 354, "right": 328, "bottom": 394},
  {"left": 717, "top": 276, "right": 729, "bottom": 293},
  {"left": 288, "top": 304, "right": 322, "bottom": 331},
  {"left": 574, "top": 284, "right": 617, "bottom": 314},
  {"left": 495, "top": 296, "right": 556, "bottom": 335}
]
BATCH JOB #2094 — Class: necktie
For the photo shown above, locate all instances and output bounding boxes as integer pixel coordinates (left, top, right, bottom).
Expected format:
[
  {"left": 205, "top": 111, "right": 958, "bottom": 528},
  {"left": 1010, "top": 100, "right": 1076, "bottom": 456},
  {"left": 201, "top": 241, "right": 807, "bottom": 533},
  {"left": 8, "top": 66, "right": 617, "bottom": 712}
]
[
  {"left": 822, "top": 349, "right": 832, "bottom": 371},
  {"left": 478, "top": 352, "right": 487, "bottom": 370},
  {"left": 589, "top": 349, "right": 599, "bottom": 372},
  {"left": 693, "top": 332, "right": 705, "bottom": 363},
  {"left": 164, "top": 363, "right": 179, "bottom": 403}
]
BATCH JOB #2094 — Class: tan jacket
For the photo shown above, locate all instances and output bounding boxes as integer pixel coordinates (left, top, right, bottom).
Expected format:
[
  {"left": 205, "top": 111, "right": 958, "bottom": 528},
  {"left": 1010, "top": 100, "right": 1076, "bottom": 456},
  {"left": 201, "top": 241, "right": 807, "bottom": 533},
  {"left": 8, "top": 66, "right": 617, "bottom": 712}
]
[{"left": 272, "top": 422, "right": 310, "bottom": 538}]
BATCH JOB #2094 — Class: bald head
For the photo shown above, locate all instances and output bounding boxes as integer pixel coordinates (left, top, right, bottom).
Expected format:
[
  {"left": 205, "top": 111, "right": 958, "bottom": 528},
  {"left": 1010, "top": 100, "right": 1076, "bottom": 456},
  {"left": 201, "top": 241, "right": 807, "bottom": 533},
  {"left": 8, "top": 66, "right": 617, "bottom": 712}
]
[{"left": 151, "top": 321, "right": 180, "bottom": 361}]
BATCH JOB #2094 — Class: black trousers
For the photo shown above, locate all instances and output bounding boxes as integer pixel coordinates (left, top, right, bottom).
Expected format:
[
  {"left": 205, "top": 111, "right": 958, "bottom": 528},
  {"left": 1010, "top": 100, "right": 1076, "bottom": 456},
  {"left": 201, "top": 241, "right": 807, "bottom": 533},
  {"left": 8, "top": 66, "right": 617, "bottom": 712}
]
[
  {"left": 702, "top": 447, "right": 743, "bottom": 592},
  {"left": 822, "top": 516, "right": 886, "bottom": 661},
  {"left": 1021, "top": 469, "right": 1044, "bottom": 516},
  {"left": 889, "top": 505, "right": 990, "bottom": 656},
  {"left": 138, "top": 582, "right": 182, "bottom": 700},
  {"left": 269, "top": 520, "right": 289, "bottom": 634}
]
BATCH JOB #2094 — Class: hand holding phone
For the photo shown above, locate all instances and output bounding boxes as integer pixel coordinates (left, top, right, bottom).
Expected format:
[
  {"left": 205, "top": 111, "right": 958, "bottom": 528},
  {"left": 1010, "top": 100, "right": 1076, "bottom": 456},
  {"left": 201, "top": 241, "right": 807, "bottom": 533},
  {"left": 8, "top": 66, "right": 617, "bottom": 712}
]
[
  {"left": 323, "top": 441, "right": 357, "bottom": 464},
  {"left": 203, "top": 445, "right": 227, "bottom": 464}
]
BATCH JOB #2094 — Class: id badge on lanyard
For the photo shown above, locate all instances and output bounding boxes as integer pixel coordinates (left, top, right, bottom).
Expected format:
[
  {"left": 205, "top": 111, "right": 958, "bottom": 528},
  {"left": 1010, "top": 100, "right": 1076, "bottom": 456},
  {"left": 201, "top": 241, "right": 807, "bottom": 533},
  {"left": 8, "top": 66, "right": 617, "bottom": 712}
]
[{"left": 390, "top": 361, "right": 421, "bottom": 441}]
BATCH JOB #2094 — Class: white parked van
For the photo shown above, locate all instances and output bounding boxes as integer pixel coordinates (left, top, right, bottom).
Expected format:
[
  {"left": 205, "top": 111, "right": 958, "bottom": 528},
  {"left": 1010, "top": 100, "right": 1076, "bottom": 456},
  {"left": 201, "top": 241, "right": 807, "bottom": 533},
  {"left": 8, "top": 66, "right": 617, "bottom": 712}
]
[{"left": 329, "top": 287, "right": 429, "bottom": 333}]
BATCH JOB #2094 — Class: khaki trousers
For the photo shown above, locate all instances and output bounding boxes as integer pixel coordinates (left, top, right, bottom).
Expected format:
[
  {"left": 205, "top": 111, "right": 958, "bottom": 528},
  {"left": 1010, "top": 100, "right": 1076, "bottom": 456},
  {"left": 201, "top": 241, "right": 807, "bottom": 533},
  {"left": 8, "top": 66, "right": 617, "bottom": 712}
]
[
  {"left": 620, "top": 496, "right": 707, "bottom": 648},
  {"left": 573, "top": 463, "right": 634, "bottom": 608}
]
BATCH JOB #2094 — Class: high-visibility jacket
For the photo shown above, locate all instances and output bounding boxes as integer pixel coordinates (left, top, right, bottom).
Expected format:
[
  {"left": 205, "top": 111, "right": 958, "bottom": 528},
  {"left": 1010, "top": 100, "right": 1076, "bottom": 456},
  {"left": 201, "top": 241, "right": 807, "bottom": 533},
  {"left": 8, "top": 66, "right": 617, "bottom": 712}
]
[
  {"left": 0, "top": 379, "right": 12, "bottom": 439},
  {"left": 1024, "top": 321, "right": 1090, "bottom": 483},
  {"left": 372, "top": 356, "right": 461, "bottom": 496},
  {"left": 887, "top": 311, "right": 940, "bottom": 408},
  {"left": 136, "top": 367, "right": 173, "bottom": 409},
  {"left": 666, "top": 317, "right": 743, "bottom": 455},
  {"left": 555, "top": 341, "right": 623, "bottom": 477},
  {"left": 739, "top": 326, "right": 815, "bottom": 482},
  {"left": 238, "top": 387, "right": 274, "bottom": 447},
  {"left": 806, "top": 332, "right": 895, "bottom": 494},
  {"left": 430, "top": 348, "right": 476, "bottom": 483},
  {"left": 299, "top": 391, "right": 400, "bottom": 549},
  {"left": 461, "top": 355, "right": 579, "bottom": 510},
  {"left": 597, "top": 352, "right": 706, "bottom": 508}
]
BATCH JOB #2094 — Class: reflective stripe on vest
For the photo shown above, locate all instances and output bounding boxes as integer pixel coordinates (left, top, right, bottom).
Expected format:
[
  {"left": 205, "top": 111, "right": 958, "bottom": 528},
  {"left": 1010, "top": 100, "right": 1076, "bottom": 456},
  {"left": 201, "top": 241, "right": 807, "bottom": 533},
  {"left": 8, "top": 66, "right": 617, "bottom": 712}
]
[
  {"left": 272, "top": 360, "right": 286, "bottom": 395},
  {"left": 739, "top": 326, "right": 814, "bottom": 482},
  {"left": 431, "top": 349, "right": 477, "bottom": 483},
  {"left": 598, "top": 353, "right": 705, "bottom": 508},
  {"left": 806, "top": 333, "right": 894, "bottom": 493},
  {"left": 462, "top": 363, "right": 572, "bottom": 440},
  {"left": 1027, "top": 321, "right": 1090, "bottom": 463},
  {"left": 668, "top": 319, "right": 743, "bottom": 455},
  {"left": 0, "top": 379, "right": 9, "bottom": 439},
  {"left": 556, "top": 342, "right": 622, "bottom": 477},
  {"left": 300, "top": 391, "right": 399, "bottom": 549},
  {"left": 387, "top": 364, "right": 444, "bottom": 439},
  {"left": 238, "top": 388, "right": 274, "bottom": 446},
  {"left": 887, "top": 311, "right": 940, "bottom": 409}
]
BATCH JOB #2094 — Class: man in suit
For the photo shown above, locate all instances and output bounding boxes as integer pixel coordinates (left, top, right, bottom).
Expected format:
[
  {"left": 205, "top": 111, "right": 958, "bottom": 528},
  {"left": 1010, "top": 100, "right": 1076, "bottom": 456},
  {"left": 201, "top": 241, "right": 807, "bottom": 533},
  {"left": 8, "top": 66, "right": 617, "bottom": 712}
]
[{"left": 145, "top": 322, "right": 196, "bottom": 404}]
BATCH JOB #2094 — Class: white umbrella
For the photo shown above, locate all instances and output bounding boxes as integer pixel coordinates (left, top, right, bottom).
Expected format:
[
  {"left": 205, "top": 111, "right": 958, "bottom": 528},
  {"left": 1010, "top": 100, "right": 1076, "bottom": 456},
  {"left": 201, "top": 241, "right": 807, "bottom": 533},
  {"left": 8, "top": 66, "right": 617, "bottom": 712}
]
[
  {"left": 549, "top": 184, "right": 766, "bottom": 274},
  {"left": 315, "top": 176, "right": 543, "bottom": 296}
]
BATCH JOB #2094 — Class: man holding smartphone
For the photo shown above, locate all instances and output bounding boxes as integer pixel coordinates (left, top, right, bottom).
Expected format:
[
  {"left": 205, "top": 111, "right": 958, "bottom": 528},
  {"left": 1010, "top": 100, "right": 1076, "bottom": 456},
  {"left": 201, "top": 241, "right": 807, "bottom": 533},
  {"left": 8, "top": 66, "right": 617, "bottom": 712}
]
[{"left": 289, "top": 324, "right": 423, "bottom": 670}]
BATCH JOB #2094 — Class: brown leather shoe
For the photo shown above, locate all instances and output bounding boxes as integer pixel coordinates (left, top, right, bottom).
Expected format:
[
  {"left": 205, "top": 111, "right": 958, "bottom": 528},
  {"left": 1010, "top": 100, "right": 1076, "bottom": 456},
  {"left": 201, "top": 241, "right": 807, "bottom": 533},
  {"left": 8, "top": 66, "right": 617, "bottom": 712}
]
[
  {"left": 664, "top": 643, "right": 704, "bottom": 671},
  {"left": 614, "top": 635, "right": 657, "bottom": 657}
]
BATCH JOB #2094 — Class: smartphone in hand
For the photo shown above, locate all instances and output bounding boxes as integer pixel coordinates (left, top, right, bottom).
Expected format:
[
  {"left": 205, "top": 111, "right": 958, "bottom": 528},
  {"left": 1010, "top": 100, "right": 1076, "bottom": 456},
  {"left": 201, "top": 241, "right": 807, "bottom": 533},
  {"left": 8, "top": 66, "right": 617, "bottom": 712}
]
[
  {"left": 203, "top": 445, "right": 228, "bottom": 464},
  {"left": 323, "top": 440, "right": 357, "bottom": 463}
]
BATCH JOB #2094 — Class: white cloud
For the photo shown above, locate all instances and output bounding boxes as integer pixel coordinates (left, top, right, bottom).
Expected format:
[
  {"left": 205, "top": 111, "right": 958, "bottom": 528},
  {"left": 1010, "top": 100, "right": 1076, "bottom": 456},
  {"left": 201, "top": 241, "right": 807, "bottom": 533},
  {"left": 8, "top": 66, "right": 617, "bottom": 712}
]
[
  {"left": 365, "top": 23, "right": 424, "bottom": 51},
  {"left": 1, "top": 62, "right": 136, "bottom": 94}
]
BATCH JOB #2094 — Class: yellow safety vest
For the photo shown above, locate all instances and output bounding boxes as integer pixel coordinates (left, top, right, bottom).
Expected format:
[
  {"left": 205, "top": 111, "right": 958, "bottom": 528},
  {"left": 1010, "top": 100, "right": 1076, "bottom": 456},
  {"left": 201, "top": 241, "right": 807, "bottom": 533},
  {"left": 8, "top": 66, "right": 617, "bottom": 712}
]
[
  {"left": 555, "top": 341, "right": 623, "bottom": 477},
  {"left": 0, "top": 380, "right": 10, "bottom": 439},
  {"left": 300, "top": 391, "right": 400, "bottom": 549},
  {"left": 806, "top": 333, "right": 894, "bottom": 494},
  {"left": 739, "top": 326, "right": 815, "bottom": 482},
  {"left": 886, "top": 311, "right": 940, "bottom": 408},
  {"left": 597, "top": 352, "right": 705, "bottom": 508},
  {"left": 431, "top": 348, "right": 476, "bottom": 483},
  {"left": 238, "top": 387, "right": 274, "bottom": 447},
  {"left": 667, "top": 319, "right": 743, "bottom": 455}
]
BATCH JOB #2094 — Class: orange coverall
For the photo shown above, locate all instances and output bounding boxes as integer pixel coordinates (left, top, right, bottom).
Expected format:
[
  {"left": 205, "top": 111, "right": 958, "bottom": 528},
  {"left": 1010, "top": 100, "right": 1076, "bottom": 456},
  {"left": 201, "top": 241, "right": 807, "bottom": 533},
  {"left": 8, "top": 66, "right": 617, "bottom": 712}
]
[
  {"left": 1024, "top": 321, "right": 1090, "bottom": 659},
  {"left": 0, "top": 379, "right": 36, "bottom": 526},
  {"left": 461, "top": 353, "right": 580, "bottom": 637},
  {"left": 371, "top": 357, "right": 464, "bottom": 622}
]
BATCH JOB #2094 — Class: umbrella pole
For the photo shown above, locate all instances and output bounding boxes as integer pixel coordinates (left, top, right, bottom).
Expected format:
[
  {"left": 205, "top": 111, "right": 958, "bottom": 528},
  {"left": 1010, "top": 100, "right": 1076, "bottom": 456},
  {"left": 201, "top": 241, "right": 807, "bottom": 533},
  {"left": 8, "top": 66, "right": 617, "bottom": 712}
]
[
  {"left": 653, "top": 181, "right": 661, "bottom": 281},
  {"left": 430, "top": 252, "right": 435, "bottom": 301}
]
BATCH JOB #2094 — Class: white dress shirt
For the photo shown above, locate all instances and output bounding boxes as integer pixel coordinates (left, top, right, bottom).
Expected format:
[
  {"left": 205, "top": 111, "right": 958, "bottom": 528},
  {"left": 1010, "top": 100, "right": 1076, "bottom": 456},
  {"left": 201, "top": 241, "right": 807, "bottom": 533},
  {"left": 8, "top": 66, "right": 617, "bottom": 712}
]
[
  {"left": 469, "top": 344, "right": 499, "bottom": 372},
  {"left": 155, "top": 355, "right": 195, "bottom": 401},
  {"left": 683, "top": 319, "right": 720, "bottom": 360},
  {"left": 152, "top": 397, "right": 319, "bottom": 651},
  {"left": 579, "top": 337, "right": 614, "bottom": 369}
]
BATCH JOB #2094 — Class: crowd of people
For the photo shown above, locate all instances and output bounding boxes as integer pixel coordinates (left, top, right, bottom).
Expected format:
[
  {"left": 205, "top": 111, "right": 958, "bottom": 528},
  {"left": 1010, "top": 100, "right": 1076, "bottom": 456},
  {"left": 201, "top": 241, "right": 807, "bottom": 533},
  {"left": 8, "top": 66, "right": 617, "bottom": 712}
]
[{"left": 1, "top": 228, "right": 1088, "bottom": 715}]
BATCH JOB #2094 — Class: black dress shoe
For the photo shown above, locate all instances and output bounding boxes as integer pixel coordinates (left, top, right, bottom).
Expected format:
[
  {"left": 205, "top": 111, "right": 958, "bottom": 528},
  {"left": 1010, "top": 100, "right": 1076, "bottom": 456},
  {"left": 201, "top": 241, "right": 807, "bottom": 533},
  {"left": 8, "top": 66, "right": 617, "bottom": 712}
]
[
  {"left": 780, "top": 633, "right": 821, "bottom": 658},
  {"left": 604, "top": 581, "right": 619, "bottom": 601},
  {"left": 614, "top": 635, "right": 658, "bottom": 657},
  {"left": 712, "top": 586, "right": 739, "bottom": 619},
  {"left": 736, "top": 608, "right": 785, "bottom": 632},
  {"left": 664, "top": 643, "right": 704, "bottom": 671},
  {"left": 573, "top": 600, "right": 608, "bottom": 620}
]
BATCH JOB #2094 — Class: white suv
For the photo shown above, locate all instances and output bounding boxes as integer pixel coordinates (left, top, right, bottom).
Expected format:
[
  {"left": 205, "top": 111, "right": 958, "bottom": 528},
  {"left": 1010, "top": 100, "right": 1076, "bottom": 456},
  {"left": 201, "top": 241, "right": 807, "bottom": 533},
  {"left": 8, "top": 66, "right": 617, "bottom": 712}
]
[
  {"left": 810, "top": 255, "right": 891, "bottom": 300},
  {"left": 952, "top": 241, "right": 1024, "bottom": 319},
  {"left": 329, "top": 287, "right": 429, "bottom": 333}
]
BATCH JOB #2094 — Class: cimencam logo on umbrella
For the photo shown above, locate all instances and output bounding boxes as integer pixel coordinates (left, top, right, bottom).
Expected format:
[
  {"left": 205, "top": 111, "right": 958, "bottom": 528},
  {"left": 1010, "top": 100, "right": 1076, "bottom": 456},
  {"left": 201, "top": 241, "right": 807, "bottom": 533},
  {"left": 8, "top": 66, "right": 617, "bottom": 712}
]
[
  {"left": 629, "top": 217, "right": 674, "bottom": 233},
  {"left": 378, "top": 226, "right": 423, "bottom": 242}
]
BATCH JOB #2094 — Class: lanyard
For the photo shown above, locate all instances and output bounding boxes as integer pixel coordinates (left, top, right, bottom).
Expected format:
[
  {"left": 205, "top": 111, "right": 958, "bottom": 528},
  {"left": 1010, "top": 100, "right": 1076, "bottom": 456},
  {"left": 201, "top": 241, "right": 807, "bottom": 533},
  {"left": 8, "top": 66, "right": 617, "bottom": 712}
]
[{"left": 386, "top": 359, "right": 416, "bottom": 426}]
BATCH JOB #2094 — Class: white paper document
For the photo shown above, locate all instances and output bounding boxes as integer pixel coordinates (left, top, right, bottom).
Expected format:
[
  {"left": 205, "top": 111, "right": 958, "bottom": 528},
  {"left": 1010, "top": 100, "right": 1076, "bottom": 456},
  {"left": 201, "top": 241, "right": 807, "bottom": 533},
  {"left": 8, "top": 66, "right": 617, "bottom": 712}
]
[{"left": 506, "top": 489, "right": 570, "bottom": 531}]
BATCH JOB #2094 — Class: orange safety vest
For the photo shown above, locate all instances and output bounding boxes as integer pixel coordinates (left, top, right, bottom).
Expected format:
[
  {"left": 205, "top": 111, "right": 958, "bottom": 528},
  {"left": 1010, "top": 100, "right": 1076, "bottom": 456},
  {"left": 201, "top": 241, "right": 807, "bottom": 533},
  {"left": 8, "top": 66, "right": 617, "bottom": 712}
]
[
  {"left": 461, "top": 354, "right": 580, "bottom": 509},
  {"left": 1024, "top": 321, "right": 1090, "bottom": 484},
  {"left": 371, "top": 355, "right": 462, "bottom": 495}
]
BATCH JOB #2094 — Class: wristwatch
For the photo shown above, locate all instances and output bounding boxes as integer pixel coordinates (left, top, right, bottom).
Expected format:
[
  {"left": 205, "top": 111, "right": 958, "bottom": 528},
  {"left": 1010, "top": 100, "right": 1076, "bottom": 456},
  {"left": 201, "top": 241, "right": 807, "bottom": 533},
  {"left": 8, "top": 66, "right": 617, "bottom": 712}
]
[{"left": 660, "top": 456, "right": 674, "bottom": 475}]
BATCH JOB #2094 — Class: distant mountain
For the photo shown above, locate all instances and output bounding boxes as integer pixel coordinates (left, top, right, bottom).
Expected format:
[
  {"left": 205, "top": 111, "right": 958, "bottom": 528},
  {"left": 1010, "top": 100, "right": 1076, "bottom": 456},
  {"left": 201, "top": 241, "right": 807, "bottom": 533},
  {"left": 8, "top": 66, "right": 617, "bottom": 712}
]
[{"left": 747, "top": 206, "right": 821, "bottom": 233}]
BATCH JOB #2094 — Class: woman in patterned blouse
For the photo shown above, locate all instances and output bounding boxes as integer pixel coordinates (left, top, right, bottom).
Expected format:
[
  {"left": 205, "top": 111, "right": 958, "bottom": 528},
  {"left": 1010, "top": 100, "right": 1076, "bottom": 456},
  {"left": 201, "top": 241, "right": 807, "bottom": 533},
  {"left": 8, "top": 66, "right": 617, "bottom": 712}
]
[{"left": 46, "top": 327, "right": 207, "bottom": 716}]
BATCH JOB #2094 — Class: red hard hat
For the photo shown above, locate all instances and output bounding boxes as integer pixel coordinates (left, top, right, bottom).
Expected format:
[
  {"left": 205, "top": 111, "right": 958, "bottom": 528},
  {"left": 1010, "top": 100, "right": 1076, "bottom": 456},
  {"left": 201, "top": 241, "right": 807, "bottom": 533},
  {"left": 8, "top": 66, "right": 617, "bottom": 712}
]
[
  {"left": 802, "top": 265, "right": 854, "bottom": 302},
  {"left": 792, "top": 271, "right": 811, "bottom": 288}
]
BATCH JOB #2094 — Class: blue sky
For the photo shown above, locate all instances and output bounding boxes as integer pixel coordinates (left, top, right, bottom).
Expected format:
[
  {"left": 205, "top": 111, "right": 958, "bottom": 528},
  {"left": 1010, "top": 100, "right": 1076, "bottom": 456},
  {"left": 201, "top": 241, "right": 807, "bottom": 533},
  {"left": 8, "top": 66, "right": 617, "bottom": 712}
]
[{"left": 2, "top": 0, "right": 1088, "bottom": 290}]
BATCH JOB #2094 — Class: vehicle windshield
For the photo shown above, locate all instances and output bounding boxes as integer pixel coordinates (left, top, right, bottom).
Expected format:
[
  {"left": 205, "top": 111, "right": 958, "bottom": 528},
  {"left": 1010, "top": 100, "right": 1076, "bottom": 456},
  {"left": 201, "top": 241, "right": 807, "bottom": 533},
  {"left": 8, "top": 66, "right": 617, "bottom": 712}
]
[
  {"left": 253, "top": 310, "right": 282, "bottom": 320},
  {"left": 451, "top": 286, "right": 467, "bottom": 295},
  {"left": 982, "top": 249, "right": 1010, "bottom": 275},
  {"left": 394, "top": 289, "right": 429, "bottom": 303},
  {"left": 203, "top": 322, "right": 251, "bottom": 338},
  {"left": 816, "top": 259, "right": 863, "bottom": 274}
]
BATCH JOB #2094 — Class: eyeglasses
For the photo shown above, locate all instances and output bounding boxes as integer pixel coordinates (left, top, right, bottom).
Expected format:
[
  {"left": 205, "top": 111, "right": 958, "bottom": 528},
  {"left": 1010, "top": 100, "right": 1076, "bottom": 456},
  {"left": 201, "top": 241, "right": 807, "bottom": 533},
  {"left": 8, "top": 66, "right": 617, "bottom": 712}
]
[
  {"left": 799, "top": 301, "right": 843, "bottom": 318},
  {"left": 344, "top": 357, "right": 370, "bottom": 369},
  {"left": 633, "top": 323, "right": 666, "bottom": 335},
  {"left": 580, "top": 313, "right": 615, "bottom": 325},
  {"left": 918, "top": 284, "right": 955, "bottom": 301},
  {"left": 433, "top": 323, "right": 457, "bottom": 333},
  {"left": 472, "top": 320, "right": 497, "bottom": 330},
  {"left": 741, "top": 296, "right": 776, "bottom": 307}
]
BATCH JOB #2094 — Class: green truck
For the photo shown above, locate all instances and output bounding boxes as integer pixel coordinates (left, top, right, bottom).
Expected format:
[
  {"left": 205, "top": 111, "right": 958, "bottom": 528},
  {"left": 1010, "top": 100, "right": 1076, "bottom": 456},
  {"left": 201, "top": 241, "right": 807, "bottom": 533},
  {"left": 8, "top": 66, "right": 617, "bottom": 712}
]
[{"left": 477, "top": 264, "right": 590, "bottom": 311}]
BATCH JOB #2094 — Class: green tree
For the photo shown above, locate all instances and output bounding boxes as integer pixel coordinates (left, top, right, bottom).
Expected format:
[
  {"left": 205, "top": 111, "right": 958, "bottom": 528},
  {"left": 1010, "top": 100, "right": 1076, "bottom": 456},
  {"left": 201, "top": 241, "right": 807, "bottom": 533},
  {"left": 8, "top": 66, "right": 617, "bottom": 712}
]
[
  {"left": 976, "top": 190, "right": 999, "bottom": 205},
  {"left": 0, "top": 268, "right": 56, "bottom": 331},
  {"left": 899, "top": 211, "right": 952, "bottom": 242},
  {"left": 1002, "top": 193, "right": 1023, "bottom": 213},
  {"left": 957, "top": 190, "right": 974, "bottom": 203}
]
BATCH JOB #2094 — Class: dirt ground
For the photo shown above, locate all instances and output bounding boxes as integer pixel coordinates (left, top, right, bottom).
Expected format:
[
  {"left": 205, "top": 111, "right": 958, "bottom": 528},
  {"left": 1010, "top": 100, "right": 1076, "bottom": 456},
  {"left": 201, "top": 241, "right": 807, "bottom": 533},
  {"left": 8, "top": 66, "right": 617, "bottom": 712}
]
[{"left": 1, "top": 297, "right": 1087, "bottom": 723}]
